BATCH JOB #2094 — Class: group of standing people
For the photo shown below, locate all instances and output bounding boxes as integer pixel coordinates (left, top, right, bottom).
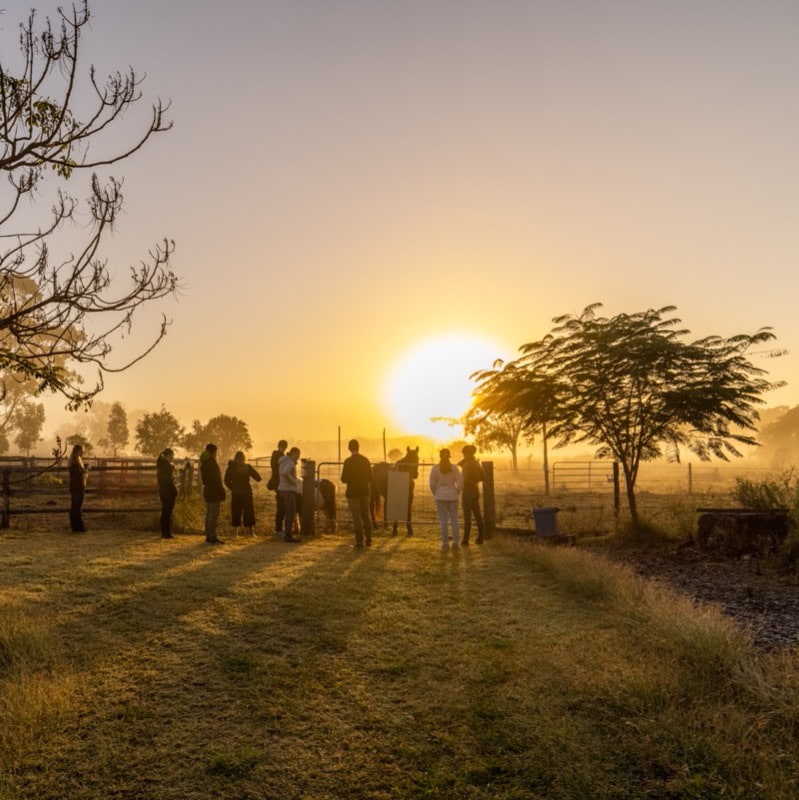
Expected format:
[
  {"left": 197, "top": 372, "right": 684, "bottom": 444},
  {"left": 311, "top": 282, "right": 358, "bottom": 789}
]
[
  {"left": 267, "top": 440, "right": 303, "bottom": 542},
  {"left": 154, "top": 440, "right": 298, "bottom": 543},
  {"left": 429, "top": 445, "right": 485, "bottom": 550},
  {"left": 196, "top": 443, "right": 264, "bottom": 543},
  {"left": 67, "top": 439, "right": 487, "bottom": 551},
  {"left": 339, "top": 438, "right": 486, "bottom": 551}
]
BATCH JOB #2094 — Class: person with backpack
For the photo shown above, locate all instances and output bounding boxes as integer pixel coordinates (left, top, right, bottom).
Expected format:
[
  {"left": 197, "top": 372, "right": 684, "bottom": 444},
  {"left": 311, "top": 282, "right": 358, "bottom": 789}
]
[{"left": 224, "top": 451, "right": 262, "bottom": 537}]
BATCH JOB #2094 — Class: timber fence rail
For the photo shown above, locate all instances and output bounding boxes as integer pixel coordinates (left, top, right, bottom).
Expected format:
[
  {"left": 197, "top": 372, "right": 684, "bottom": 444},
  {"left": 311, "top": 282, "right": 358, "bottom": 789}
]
[{"left": 0, "top": 458, "right": 186, "bottom": 528}]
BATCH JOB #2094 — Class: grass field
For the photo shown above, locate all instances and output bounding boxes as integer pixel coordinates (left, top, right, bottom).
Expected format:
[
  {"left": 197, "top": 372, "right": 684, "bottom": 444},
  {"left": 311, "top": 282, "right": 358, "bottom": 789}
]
[{"left": 1, "top": 519, "right": 799, "bottom": 799}]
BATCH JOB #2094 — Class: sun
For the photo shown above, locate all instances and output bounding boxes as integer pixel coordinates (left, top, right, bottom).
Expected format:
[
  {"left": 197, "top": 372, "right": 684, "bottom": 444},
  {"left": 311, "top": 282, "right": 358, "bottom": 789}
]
[{"left": 381, "top": 332, "right": 509, "bottom": 441}]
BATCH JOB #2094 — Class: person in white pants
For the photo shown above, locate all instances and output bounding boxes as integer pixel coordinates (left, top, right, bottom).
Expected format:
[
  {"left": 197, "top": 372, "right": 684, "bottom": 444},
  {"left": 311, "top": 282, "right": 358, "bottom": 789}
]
[{"left": 429, "top": 448, "right": 463, "bottom": 550}]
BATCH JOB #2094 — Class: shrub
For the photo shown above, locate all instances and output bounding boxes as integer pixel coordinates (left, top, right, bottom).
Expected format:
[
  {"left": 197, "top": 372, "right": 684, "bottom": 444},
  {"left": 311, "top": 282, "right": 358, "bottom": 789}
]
[
  {"left": 732, "top": 469, "right": 799, "bottom": 512},
  {"left": 173, "top": 492, "right": 205, "bottom": 533},
  {"left": 732, "top": 470, "right": 799, "bottom": 571}
]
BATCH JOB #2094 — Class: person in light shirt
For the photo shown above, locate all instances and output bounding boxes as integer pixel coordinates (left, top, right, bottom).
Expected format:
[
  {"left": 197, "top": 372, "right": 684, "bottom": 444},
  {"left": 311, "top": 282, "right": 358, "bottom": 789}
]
[
  {"left": 429, "top": 448, "right": 463, "bottom": 551},
  {"left": 278, "top": 447, "right": 302, "bottom": 542}
]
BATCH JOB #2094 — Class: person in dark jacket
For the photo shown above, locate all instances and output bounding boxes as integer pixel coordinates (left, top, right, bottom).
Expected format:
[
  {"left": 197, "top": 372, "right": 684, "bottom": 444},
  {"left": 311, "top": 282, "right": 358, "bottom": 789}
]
[
  {"left": 157, "top": 448, "right": 178, "bottom": 539},
  {"left": 224, "top": 451, "right": 262, "bottom": 537},
  {"left": 200, "top": 443, "right": 226, "bottom": 544},
  {"left": 340, "top": 439, "right": 372, "bottom": 547},
  {"left": 68, "top": 444, "right": 89, "bottom": 532},
  {"left": 458, "top": 444, "right": 485, "bottom": 545},
  {"left": 268, "top": 439, "right": 288, "bottom": 534}
]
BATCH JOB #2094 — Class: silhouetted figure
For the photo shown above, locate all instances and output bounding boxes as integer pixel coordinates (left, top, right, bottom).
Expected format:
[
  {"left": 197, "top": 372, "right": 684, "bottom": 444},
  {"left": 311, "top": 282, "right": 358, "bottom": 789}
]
[
  {"left": 224, "top": 451, "right": 262, "bottom": 536},
  {"left": 157, "top": 448, "right": 178, "bottom": 539},
  {"left": 200, "top": 443, "right": 226, "bottom": 544},
  {"left": 458, "top": 445, "right": 485, "bottom": 545},
  {"left": 278, "top": 446, "right": 302, "bottom": 542},
  {"left": 68, "top": 444, "right": 88, "bottom": 533},
  {"left": 369, "top": 461, "right": 389, "bottom": 527},
  {"left": 341, "top": 439, "right": 372, "bottom": 548},
  {"left": 316, "top": 478, "right": 337, "bottom": 533},
  {"left": 268, "top": 439, "right": 288, "bottom": 534},
  {"left": 179, "top": 458, "right": 193, "bottom": 496}
]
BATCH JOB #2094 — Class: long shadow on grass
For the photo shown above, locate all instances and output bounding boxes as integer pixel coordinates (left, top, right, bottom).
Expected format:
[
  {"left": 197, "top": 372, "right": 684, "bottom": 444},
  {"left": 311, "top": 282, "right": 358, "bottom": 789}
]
[{"left": 0, "top": 529, "right": 318, "bottom": 664}]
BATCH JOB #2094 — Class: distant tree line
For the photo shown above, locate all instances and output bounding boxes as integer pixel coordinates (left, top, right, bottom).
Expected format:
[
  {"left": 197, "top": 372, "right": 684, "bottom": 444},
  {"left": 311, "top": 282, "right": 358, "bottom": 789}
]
[{"left": 50, "top": 403, "right": 253, "bottom": 464}]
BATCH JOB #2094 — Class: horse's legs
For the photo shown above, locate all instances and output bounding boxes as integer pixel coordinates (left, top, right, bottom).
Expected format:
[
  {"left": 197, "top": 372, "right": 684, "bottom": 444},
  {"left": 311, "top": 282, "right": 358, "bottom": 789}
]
[
  {"left": 369, "top": 493, "right": 378, "bottom": 527},
  {"left": 406, "top": 484, "right": 414, "bottom": 535}
]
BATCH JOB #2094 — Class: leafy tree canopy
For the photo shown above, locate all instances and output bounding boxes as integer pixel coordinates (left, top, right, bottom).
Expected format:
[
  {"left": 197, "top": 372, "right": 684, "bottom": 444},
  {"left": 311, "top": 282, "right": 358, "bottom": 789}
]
[
  {"left": 13, "top": 401, "right": 45, "bottom": 456},
  {"left": 477, "top": 304, "right": 782, "bottom": 523},
  {"left": 106, "top": 401, "right": 129, "bottom": 456},
  {"left": 183, "top": 415, "right": 253, "bottom": 463},
  {"left": 65, "top": 432, "right": 92, "bottom": 455},
  {"left": 135, "top": 406, "right": 183, "bottom": 458}
]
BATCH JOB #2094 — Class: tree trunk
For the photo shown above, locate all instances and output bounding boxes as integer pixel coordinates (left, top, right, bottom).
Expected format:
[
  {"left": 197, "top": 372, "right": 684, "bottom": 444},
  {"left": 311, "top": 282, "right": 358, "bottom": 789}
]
[
  {"left": 542, "top": 422, "right": 550, "bottom": 495},
  {"left": 623, "top": 466, "right": 639, "bottom": 525}
]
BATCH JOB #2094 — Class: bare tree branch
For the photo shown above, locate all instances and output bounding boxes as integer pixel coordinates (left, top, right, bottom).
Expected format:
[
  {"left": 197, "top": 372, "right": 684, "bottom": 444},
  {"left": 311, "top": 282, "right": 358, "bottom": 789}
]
[{"left": 0, "top": 1, "right": 179, "bottom": 409}]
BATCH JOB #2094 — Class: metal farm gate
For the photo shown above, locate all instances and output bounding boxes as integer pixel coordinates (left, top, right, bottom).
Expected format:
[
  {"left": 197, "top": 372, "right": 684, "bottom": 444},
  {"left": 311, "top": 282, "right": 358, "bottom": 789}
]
[{"left": 315, "top": 461, "right": 441, "bottom": 527}]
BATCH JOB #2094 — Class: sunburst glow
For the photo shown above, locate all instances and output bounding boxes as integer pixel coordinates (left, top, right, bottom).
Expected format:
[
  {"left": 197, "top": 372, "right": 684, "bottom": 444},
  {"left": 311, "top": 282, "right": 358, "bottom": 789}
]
[{"left": 381, "top": 333, "right": 508, "bottom": 441}]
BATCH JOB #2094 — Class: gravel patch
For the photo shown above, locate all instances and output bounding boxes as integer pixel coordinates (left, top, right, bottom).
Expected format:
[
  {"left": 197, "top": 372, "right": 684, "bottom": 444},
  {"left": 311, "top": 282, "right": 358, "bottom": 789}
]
[{"left": 597, "top": 546, "right": 799, "bottom": 651}]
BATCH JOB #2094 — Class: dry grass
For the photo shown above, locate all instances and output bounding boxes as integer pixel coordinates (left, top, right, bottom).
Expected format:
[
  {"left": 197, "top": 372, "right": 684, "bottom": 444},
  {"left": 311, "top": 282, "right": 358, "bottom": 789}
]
[{"left": 0, "top": 520, "right": 798, "bottom": 799}]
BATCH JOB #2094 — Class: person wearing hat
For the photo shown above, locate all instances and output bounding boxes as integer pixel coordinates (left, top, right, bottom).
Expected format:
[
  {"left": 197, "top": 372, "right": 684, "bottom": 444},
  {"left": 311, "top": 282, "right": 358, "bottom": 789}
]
[
  {"left": 458, "top": 444, "right": 485, "bottom": 545},
  {"left": 428, "top": 448, "right": 463, "bottom": 551}
]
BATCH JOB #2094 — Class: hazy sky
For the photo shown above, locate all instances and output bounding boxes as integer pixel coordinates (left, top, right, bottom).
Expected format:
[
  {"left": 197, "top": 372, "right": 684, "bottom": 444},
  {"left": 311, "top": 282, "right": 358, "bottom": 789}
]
[{"left": 8, "top": 0, "right": 799, "bottom": 452}]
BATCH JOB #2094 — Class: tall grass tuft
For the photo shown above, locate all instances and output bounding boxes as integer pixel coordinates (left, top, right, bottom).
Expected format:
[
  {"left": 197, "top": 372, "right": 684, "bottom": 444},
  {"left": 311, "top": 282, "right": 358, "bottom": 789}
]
[
  {"left": 172, "top": 491, "right": 206, "bottom": 533},
  {"left": 0, "top": 610, "right": 54, "bottom": 676},
  {"left": 511, "top": 541, "right": 753, "bottom": 691}
]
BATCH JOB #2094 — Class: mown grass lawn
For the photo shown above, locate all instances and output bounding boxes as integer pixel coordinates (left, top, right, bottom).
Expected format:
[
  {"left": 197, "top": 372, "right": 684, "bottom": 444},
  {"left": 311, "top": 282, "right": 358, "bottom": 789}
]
[{"left": 1, "top": 524, "right": 798, "bottom": 799}]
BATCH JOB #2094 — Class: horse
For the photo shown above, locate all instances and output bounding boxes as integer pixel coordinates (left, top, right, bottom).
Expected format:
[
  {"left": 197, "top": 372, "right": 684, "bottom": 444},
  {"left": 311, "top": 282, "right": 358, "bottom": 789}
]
[
  {"left": 392, "top": 446, "right": 419, "bottom": 535},
  {"left": 315, "top": 478, "right": 337, "bottom": 533},
  {"left": 370, "top": 447, "right": 419, "bottom": 534},
  {"left": 370, "top": 461, "right": 390, "bottom": 527}
]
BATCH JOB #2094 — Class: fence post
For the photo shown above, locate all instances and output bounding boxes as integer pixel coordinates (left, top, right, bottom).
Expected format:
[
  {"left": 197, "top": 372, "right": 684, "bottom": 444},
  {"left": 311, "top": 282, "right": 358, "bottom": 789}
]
[
  {"left": 180, "top": 460, "right": 194, "bottom": 496},
  {"left": 483, "top": 461, "right": 495, "bottom": 539},
  {"left": 301, "top": 459, "right": 316, "bottom": 536},
  {"left": 688, "top": 463, "right": 693, "bottom": 495},
  {"left": 613, "top": 462, "right": 620, "bottom": 519},
  {"left": 1, "top": 469, "right": 10, "bottom": 528}
]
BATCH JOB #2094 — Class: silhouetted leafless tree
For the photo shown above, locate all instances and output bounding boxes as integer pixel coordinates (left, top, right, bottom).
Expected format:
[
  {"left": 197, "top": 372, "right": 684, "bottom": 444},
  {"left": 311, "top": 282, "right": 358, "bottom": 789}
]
[{"left": 0, "top": 1, "right": 178, "bottom": 409}]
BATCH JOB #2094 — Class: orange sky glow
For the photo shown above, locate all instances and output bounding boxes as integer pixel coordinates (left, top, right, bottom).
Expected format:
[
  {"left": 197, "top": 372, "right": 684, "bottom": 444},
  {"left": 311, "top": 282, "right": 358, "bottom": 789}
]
[{"left": 7, "top": 0, "right": 798, "bottom": 457}]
